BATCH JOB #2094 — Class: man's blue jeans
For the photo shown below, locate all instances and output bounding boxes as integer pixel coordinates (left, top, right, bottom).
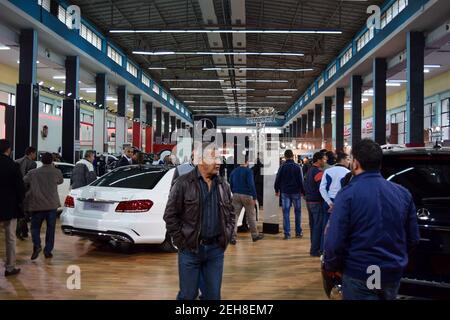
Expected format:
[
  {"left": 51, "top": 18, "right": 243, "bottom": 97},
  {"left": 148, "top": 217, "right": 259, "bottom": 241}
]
[
  {"left": 177, "top": 243, "right": 225, "bottom": 300},
  {"left": 306, "top": 202, "right": 324, "bottom": 255},
  {"left": 281, "top": 193, "right": 302, "bottom": 237},
  {"left": 342, "top": 274, "right": 400, "bottom": 300},
  {"left": 31, "top": 210, "right": 57, "bottom": 255}
]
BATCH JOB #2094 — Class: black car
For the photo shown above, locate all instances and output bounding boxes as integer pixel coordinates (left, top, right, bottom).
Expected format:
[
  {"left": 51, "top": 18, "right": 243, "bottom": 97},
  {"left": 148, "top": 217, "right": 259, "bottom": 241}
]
[{"left": 322, "top": 146, "right": 450, "bottom": 299}]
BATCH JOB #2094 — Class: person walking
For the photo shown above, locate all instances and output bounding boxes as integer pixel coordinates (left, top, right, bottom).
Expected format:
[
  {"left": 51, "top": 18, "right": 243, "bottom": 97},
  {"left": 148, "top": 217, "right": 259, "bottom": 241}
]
[
  {"left": 24, "top": 152, "right": 63, "bottom": 260},
  {"left": 319, "top": 151, "right": 351, "bottom": 247},
  {"left": 116, "top": 147, "right": 134, "bottom": 168},
  {"left": 229, "top": 155, "right": 264, "bottom": 244},
  {"left": 0, "top": 139, "right": 25, "bottom": 276},
  {"left": 274, "top": 149, "right": 305, "bottom": 240},
  {"left": 71, "top": 150, "right": 97, "bottom": 189},
  {"left": 15, "top": 146, "right": 37, "bottom": 239},
  {"left": 323, "top": 139, "right": 420, "bottom": 300},
  {"left": 304, "top": 152, "right": 327, "bottom": 256},
  {"left": 164, "top": 144, "right": 235, "bottom": 300}
]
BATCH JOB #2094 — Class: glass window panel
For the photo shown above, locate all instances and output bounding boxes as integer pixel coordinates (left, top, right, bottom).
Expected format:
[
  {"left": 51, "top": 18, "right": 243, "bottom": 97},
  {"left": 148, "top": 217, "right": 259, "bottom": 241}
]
[{"left": 442, "top": 99, "right": 449, "bottom": 113}]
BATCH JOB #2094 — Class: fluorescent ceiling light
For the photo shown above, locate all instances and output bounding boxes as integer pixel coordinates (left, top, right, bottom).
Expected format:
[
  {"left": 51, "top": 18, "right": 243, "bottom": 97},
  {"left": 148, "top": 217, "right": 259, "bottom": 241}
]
[
  {"left": 85, "top": 89, "right": 96, "bottom": 93},
  {"left": 424, "top": 69, "right": 430, "bottom": 73},
  {"left": 134, "top": 51, "right": 304, "bottom": 57},
  {"left": 283, "top": 89, "right": 298, "bottom": 91},
  {"left": 179, "top": 95, "right": 225, "bottom": 98},
  {"left": 203, "top": 67, "right": 313, "bottom": 72},
  {"left": 387, "top": 79, "right": 407, "bottom": 83},
  {"left": 266, "top": 96, "right": 292, "bottom": 99},
  {"left": 49, "top": 86, "right": 54, "bottom": 90},
  {"left": 112, "top": 29, "right": 342, "bottom": 34},
  {"left": 38, "top": 81, "right": 44, "bottom": 85},
  {"left": 386, "top": 83, "right": 401, "bottom": 87},
  {"left": 106, "top": 97, "right": 117, "bottom": 101},
  {"left": 53, "top": 75, "right": 66, "bottom": 80},
  {"left": 171, "top": 88, "right": 223, "bottom": 91},
  {"left": 240, "top": 79, "right": 289, "bottom": 83},
  {"left": 362, "top": 98, "right": 369, "bottom": 102},
  {"left": 148, "top": 67, "right": 167, "bottom": 70},
  {"left": 81, "top": 87, "right": 96, "bottom": 91},
  {"left": 0, "top": 45, "right": 11, "bottom": 50},
  {"left": 424, "top": 64, "right": 441, "bottom": 68},
  {"left": 59, "top": 90, "right": 64, "bottom": 94},
  {"left": 162, "top": 79, "right": 224, "bottom": 82}
]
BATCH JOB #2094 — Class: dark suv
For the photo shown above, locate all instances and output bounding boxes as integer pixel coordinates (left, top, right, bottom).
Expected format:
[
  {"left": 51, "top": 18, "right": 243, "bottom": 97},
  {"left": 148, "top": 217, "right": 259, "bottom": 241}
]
[
  {"left": 381, "top": 147, "right": 450, "bottom": 299},
  {"left": 322, "top": 147, "right": 450, "bottom": 299}
]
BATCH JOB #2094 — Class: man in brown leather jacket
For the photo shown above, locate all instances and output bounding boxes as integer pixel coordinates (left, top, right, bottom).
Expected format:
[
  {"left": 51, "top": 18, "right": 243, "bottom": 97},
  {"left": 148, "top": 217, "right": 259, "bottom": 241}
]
[{"left": 164, "top": 144, "right": 235, "bottom": 300}]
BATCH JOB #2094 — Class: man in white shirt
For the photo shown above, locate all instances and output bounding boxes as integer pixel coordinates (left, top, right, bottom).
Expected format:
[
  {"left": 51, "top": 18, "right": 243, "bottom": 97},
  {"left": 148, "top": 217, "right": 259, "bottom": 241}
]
[{"left": 319, "top": 151, "right": 350, "bottom": 251}]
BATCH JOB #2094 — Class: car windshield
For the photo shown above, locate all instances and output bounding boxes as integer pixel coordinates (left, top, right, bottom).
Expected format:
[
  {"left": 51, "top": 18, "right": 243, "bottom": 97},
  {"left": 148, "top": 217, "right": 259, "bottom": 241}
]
[
  {"left": 381, "top": 154, "right": 450, "bottom": 203},
  {"left": 90, "top": 166, "right": 167, "bottom": 189}
]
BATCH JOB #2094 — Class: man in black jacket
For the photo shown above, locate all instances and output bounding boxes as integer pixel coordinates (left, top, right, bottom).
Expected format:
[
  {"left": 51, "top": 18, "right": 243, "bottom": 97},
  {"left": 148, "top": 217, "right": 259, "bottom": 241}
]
[
  {"left": 0, "top": 139, "right": 25, "bottom": 276},
  {"left": 164, "top": 143, "right": 235, "bottom": 300},
  {"left": 115, "top": 147, "right": 134, "bottom": 168}
]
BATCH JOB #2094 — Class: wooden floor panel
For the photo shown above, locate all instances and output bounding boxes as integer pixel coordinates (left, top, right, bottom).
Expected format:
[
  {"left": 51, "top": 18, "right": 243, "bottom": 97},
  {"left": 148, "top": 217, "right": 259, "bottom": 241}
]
[{"left": 0, "top": 206, "right": 327, "bottom": 300}]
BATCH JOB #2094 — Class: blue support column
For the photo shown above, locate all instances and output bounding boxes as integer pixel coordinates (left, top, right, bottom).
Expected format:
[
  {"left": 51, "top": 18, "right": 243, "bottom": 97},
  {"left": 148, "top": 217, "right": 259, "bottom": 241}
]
[
  {"left": 62, "top": 56, "right": 80, "bottom": 164},
  {"left": 94, "top": 73, "right": 107, "bottom": 153},
  {"left": 115, "top": 85, "right": 127, "bottom": 154},
  {"left": 335, "top": 88, "right": 345, "bottom": 151},
  {"left": 373, "top": 58, "right": 387, "bottom": 145},
  {"left": 351, "top": 75, "right": 362, "bottom": 147},
  {"left": 406, "top": 32, "right": 425, "bottom": 146},
  {"left": 15, "top": 29, "right": 39, "bottom": 159}
]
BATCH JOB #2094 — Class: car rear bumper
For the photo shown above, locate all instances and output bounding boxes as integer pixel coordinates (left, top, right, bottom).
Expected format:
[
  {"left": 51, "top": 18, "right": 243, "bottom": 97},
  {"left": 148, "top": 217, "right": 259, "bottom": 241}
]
[{"left": 61, "top": 225, "right": 134, "bottom": 243}]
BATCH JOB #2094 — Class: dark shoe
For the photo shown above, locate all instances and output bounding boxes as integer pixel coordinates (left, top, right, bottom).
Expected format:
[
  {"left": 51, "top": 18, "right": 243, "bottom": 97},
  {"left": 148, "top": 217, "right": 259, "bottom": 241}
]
[
  {"left": 252, "top": 234, "right": 264, "bottom": 242},
  {"left": 44, "top": 252, "right": 53, "bottom": 259},
  {"left": 31, "top": 247, "right": 42, "bottom": 260},
  {"left": 230, "top": 239, "right": 237, "bottom": 245},
  {"left": 296, "top": 233, "right": 303, "bottom": 239},
  {"left": 283, "top": 235, "right": 291, "bottom": 240},
  {"left": 5, "top": 268, "right": 21, "bottom": 277}
]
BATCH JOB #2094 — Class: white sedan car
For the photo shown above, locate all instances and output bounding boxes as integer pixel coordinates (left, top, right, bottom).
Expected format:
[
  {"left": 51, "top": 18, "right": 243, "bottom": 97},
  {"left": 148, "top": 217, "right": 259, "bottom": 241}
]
[{"left": 60, "top": 165, "right": 252, "bottom": 252}]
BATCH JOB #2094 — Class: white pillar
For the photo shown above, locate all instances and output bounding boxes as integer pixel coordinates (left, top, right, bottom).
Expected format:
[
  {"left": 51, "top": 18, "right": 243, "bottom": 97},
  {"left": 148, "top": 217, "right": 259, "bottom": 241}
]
[
  {"left": 93, "top": 108, "right": 106, "bottom": 154},
  {"left": 115, "top": 115, "right": 126, "bottom": 154}
]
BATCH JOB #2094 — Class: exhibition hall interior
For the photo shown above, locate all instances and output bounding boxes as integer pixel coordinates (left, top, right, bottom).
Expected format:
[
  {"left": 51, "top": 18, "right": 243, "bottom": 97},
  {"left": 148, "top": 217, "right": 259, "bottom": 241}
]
[{"left": 0, "top": 0, "right": 450, "bottom": 301}]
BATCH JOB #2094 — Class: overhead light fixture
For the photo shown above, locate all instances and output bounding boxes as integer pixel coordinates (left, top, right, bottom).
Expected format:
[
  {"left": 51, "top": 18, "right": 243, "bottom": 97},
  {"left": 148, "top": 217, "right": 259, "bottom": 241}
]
[
  {"left": 134, "top": 51, "right": 304, "bottom": 57},
  {"left": 111, "top": 29, "right": 342, "bottom": 35},
  {"left": 387, "top": 79, "right": 407, "bottom": 83},
  {"left": 37, "top": 60, "right": 40, "bottom": 64},
  {"left": 106, "top": 97, "right": 117, "bottom": 101},
  {"left": 424, "top": 69, "right": 430, "bottom": 73},
  {"left": 283, "top": 89, "right": 297, "bottom": 91},
  {"left": 266, "top": 96, "right": 292, "bottom": 99},
  {"left": 424, "top": 64, "right": 441, "bottom": 68},
  {"left": 386, "top": 83, "right": 401, "bottom": 87},
  {"left": 53, "top": 75, "right": 66, "bottom": 80},
  {"left": 67, "top": 92, "right": 72, "bottom": 97},
  {"left": 38, "top": 81, "right": 44, "bottom": 85},
  {"left": 162, "top": 79, "right": 224, "bottom": 82},
  {"left": 59, "top": 90, "right": 64, "bottom": 94},
  {"left": 49, "top": 86, "right": 54, "bottom": 90},
  {"left": 240, "top": 79, "right": 289, "bottom": 83},
  {"left": 148, "top": 67, "right": 167, "bottom": 70},
  {"left": 0, "top": 45, "right": 11, "bottom": 50},
  {"left": 203, "top": 67, "right": 313, "bottom": 72},
  {"left": 81, "top": 87, "right": 96, "bottom": 92},
  {"left": 85, "top": 89, "right": 96, "bottom": 93}
]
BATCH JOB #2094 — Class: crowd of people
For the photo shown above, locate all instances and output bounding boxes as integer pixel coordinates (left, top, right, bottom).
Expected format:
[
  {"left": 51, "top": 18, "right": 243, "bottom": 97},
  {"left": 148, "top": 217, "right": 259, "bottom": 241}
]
[{"left": 1, "top": 137, "right": 420, "bottom": 301}]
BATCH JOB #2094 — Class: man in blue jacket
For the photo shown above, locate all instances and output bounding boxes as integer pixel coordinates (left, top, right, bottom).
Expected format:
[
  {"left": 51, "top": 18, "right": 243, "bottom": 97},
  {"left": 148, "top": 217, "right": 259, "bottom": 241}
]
[
  {"left": 230, "top": 155, "right": 264, "bottom": 244},
  {"left": 274, "top": 149, "right": 305, "bottom": 240},
  {"left": 323, "top": 139, "right": 420, "bottom": 300}
]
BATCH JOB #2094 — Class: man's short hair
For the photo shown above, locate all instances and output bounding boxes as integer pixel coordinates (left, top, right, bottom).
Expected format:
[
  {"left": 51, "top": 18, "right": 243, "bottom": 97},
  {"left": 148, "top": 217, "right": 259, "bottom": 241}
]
[
  {"left": 319, "top": 149, "right": 328, "bottom": 155},
  {"left": 41, "top": 152, "right": 53, "bottom": 165},
  {"left": 352, "top": 139, "right": 383, "bottom": 171},
  {"left": 284, "top": 149, "right": 294, "bottom": 159},
  {"left": 84, "top": 150, "right": 95, "bottom": 159},
  {"left": 25, "top": 146, "right": 36, "bottom": 155},
  {"left": 336, "top": 151, "right": 348, "bottom": 163},
  {"left": 0, "top": 139, "right": 11, "bottom": 154},
  {"left": 312, "top": 152, "right": 325, "bottom": 163}
]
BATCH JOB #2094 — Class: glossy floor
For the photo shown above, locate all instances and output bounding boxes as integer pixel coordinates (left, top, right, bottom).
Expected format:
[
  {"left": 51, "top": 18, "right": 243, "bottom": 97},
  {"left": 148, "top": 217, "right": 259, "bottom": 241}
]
[{"left": 0, "top": 207, "right": 327, "bottom": 300}]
